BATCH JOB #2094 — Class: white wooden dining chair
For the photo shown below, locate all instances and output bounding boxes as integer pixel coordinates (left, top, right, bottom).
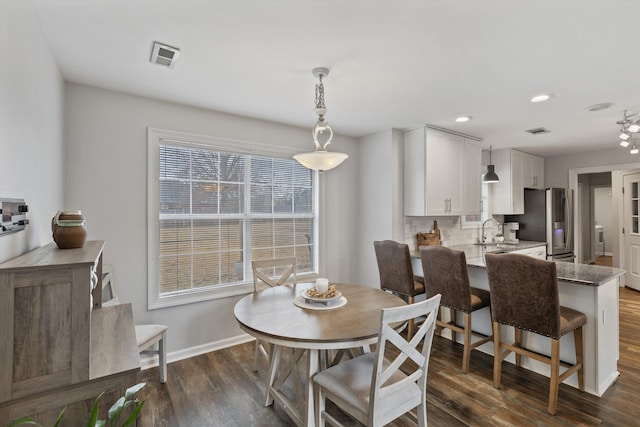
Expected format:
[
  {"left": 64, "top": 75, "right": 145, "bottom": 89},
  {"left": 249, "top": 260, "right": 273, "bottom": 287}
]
[
  {"left": 312, "top": 293, "right": 441, "bottom": 427},
  {"left": 102, "top": 265, "right": 168, "bottom": 383},
  {"left": 251, "top": 257, "right": 297, "bottom": 372}
]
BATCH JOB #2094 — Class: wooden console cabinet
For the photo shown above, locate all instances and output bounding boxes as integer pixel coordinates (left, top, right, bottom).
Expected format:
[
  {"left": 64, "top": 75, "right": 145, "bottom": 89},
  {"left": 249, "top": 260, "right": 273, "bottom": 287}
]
[{"left": 0, "top": 241, "right": 140, "bottom": 424}]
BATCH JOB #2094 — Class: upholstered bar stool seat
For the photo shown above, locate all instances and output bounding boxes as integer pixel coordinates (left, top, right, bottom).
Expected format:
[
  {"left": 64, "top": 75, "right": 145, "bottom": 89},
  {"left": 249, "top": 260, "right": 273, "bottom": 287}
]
[
  {"left": 420, "top": 245, "right": 492, "bottom": 373},
  {"left": 374, "top": 240, "right": 427, "bottom": 339},
  {"left": 485, "top": 253, "right": 586, "bottom": 415}
]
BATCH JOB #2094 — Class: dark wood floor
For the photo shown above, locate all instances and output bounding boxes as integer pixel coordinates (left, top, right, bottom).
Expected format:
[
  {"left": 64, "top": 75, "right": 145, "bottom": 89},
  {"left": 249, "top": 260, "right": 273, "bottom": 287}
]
[{"left": 136, "top": 287, "right": 640, "bottom": 426}]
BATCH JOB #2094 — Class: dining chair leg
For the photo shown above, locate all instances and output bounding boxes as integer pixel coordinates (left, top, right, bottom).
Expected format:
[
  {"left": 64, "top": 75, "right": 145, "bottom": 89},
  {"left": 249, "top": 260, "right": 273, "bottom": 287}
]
[
  {"left": 492, "top": 321, "right": 502, "bottom": 388},
  {"left": 159, "top": 330, "right": 167, "bottom": 383},
  {"left": 462, "top": 312, "right": 472, "bottom": 373},
  {"left": 548, "top": 338, "right": 561, "bottom": 415},
  {"left": 574, "top": 326, "right": 585, "bottom": 391},
  {"left": 450, "top": 307, "right": 457, "bottom": 344},
  {"left": 514, "top": 328, "right": 523, "bottom": 367}
]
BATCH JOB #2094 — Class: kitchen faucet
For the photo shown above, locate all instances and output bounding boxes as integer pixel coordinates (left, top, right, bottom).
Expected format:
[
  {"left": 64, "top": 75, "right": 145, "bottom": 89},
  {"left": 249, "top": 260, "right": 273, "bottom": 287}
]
[{"left": 481, "top": 217, "right": 499, "bottom": 243}]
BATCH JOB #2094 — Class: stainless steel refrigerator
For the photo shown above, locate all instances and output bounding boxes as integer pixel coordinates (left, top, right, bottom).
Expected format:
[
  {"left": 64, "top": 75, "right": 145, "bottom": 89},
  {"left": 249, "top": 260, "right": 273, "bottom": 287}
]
[{"left": 505, "top": 188, "right": 575, "bottom": 262}]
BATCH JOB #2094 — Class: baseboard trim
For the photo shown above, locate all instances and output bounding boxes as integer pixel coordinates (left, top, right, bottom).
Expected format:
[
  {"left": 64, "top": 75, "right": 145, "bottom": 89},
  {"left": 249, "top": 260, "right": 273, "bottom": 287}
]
[{"left": 139, "top": 333, "right": 255, "bottom": 370}]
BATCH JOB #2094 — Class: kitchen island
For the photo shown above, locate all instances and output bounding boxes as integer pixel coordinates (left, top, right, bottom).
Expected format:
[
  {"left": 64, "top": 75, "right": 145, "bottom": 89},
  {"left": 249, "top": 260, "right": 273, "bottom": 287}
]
[{"left": 412, "top": 241, "right": 624, "bottom": 397}]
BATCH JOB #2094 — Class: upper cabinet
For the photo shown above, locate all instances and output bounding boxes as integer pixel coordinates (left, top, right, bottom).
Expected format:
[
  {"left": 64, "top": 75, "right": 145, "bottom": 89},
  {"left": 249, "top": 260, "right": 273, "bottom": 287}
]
[
  {"left": 521, "top": 150, "right": 545, "bottom": 189},
  {"left": 491, "top": 149, "right": 544, "bottom": 215},
  {"left": 404, "top": 127, "right": 481, "bottom": 216}
]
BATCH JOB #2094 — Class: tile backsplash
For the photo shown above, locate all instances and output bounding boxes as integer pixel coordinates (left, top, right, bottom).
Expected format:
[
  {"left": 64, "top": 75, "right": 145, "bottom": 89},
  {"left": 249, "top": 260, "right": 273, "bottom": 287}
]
[{"left": 404, "top": 216, "right": 504, "bottom": 250}]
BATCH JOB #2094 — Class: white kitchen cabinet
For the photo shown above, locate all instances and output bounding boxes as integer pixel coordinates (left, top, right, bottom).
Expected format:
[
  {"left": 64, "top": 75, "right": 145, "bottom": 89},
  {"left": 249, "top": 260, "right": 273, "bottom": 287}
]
[
  {"left": 521, "top": 151, "right": 545, "bottom": 189},
  {"left": 511, "top": 245, "right": 547, "bottom": 259},
  {"left": 491, "top": 149, "right": 544, "bottom": 214},
  {"left": 404, "top": 127, "right": 481, "bottom": 216}
]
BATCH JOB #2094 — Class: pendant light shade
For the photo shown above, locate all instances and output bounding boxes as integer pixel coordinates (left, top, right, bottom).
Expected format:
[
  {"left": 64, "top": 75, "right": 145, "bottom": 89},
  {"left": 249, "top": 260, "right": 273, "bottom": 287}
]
[
  {"left": 294, "top": 67, "right": 348, "bottom": 172},
  {"left": 483, "top": 146, "right": 499, "bottom": 183}
]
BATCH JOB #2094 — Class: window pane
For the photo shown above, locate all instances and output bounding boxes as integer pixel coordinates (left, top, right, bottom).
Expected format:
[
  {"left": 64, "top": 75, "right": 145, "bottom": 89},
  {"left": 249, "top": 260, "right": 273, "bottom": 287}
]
[
  {"left": 273, "top": 185, "right": 293, "bottom": 214},
  {"left": 192, "top": 182, "right": 219, "bottom": 214},
  {"left": 220, "top": 183, "right": 244, "bottom": 214},
  {"left": 191, "top": 150, "right": 219, "bottom": 181},
  {"left": 160, "top": 145, "right": 190, "bottom": 179},
  {"left": 294, "top": 187, "right": 312, "bottom": 214},
  {"left": 160, "top": 181, "right": 191, "bottom": 214},
  {"left": 251, "top": 157, "right": 272, "bottom": 184},
  {"left": 252, "top": 219, "right": 273, "bottom": 249},
  {"left": 155, "top": 139, "right": 317, "bottom": 301},
  {"left": 251, "top": 184, "right": 272, "bottom": 213}
]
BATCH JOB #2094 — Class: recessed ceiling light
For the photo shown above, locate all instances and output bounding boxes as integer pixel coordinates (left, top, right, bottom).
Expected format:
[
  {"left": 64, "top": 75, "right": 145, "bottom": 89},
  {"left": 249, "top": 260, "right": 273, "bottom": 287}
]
[
  {"left": 455, "top": 116, "right": 472, "bottom": 123},
  {"left": 530, "top": 94, "right": 552, "bottom": 103},
  {"left": 588, "top": 103, "right": 613, "bottom": 112}
]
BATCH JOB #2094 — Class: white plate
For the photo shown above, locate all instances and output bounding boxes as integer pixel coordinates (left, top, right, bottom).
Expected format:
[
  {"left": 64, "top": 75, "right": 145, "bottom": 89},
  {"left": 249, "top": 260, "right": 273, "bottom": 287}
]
[
  {"left": 299, "top": 289, "right": 342, "bottom": 303},
  {"left": 293, "top": 295, "right": 348, "bottom": 311}
]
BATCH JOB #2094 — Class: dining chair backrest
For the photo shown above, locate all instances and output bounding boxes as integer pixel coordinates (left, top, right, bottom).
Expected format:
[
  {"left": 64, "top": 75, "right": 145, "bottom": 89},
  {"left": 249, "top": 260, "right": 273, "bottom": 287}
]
[
  {"left": 420, "top": 245, "right": 473, "bottom": 311},
  {"left": 373, "top": 240, "right": 416, "bottom": 297},
  {"left": 485, "top": 252, "right": 562, "bottom": 338},
  {"left": 251, "top": 257, "right": 297, "bottom": 292},
  {"left": 369, "top": 293, "right": 441, "bottom": 425}
]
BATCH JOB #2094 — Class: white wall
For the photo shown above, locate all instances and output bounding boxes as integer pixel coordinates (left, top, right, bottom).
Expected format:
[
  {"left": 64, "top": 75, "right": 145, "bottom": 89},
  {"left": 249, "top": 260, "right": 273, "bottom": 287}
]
[
  {"left": 545, "top": 147, "right": 639, "bottom": 188},
  {"left": 0, "top": 0, "right": 65, "bottom": 262},
  {"left": 63, "top": 83, "right": 359, "bottom": 355},
  {"left": 355, "top": 129, "right": 404, "bottom": 287}
]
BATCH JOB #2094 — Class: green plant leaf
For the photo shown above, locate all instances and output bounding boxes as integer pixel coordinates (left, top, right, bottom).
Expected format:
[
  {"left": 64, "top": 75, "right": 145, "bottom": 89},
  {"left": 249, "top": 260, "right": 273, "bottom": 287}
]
[
  {"left": 52, "top": 408, "right": 65, "bottom": 427},
  {"left": 86, "top": 392, "right": 104, "bottom": 427},
  {"left": 121, "top": 400, "right": 146, "bottom": 427},
  {"left": 107, "top": 396, "right": 126, "bottom": 422},
  {"left": 124, "top": 382, "right": 146, "bottom": 400},
  {"left": 6, "top": 417, "right": 40, "bottom": 427}
]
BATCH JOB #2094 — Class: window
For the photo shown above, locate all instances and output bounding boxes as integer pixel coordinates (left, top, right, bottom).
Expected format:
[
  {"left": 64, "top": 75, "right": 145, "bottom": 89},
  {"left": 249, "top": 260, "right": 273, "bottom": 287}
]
[{"left": 148, "top": 128, "right": 317, "bottom": 308}]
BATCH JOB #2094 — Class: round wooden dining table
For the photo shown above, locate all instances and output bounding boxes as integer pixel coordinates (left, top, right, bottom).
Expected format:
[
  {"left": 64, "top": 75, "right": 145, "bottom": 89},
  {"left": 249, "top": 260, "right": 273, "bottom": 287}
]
[{"left": 234, "top": 282, "right": 406, "bottom": 427}]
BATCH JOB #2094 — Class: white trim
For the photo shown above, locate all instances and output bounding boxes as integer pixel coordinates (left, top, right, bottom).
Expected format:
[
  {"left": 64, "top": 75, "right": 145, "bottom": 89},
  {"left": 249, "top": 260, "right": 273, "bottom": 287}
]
[{"left": 139, "top": 334, "right": 255, "bottom": 370}]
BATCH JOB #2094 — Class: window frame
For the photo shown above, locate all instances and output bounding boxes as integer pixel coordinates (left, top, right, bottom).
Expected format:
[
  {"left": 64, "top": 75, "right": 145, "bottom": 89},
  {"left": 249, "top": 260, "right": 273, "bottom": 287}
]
[{"left": 147, "top": 127, "right": 319, "bottom": 309}]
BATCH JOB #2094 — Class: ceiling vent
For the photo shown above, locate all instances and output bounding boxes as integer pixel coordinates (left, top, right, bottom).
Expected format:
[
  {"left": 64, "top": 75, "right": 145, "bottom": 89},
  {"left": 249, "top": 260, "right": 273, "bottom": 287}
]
[
  {"left": 150, "top": 42, "right": 180, "bottom": 69},
  {"left": 525, "top": 127, "right": 550, "bottom": 135}
]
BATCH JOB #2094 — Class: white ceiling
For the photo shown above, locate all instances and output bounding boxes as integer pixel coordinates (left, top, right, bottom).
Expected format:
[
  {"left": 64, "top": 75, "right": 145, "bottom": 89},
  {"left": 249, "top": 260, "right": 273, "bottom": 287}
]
[{"left": 33, "top": 0, "right": 640, "bottom": 157}]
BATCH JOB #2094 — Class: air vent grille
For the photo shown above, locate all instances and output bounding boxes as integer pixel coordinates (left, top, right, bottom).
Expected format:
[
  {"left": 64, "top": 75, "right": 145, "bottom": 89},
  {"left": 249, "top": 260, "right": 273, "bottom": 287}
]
[
  {"left": 525, "top": 127, "right": 550, "bottom": 135},
  {"left": 150, "top": 42, "right": 180, "bottom": 69}
]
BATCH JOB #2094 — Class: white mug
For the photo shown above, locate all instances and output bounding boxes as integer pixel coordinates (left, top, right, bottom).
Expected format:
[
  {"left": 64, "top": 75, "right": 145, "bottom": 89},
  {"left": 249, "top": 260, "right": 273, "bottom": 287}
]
[{"left": 316, "top": 278, "right": 329, "bottom": 293}]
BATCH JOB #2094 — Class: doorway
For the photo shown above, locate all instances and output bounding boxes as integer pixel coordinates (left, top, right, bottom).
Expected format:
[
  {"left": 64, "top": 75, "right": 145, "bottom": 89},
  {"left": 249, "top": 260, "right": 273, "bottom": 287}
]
[
  {"left": 570, "top": 164, "right": 640, "bottom": 288},
  {"left": 576, "top": 172, "right": 611, "bottom": 264}
]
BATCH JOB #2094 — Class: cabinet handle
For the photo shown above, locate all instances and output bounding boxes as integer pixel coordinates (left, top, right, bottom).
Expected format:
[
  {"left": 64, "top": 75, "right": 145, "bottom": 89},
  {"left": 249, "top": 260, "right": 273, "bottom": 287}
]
[{"left": 480, "top": 200, "right": 483, "bottom": 213}]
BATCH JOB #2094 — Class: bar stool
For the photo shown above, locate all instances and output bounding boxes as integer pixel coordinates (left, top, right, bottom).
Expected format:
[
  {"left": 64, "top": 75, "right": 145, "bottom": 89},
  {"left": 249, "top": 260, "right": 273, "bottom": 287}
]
[
  {"left": 485, "top": 253, "right": 586, "bottom": 415},
  {"left": 420, "top": 245, "right": 492, "bottom": 373},
  {"left": 374, "top": 240, "right": 425, "bottom": 338}
]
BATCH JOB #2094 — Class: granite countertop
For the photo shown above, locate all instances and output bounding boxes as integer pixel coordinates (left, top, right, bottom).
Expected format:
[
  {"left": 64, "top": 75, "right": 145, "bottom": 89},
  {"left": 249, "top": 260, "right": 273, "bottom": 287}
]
[{"left": 413, "top": 241, "right": 625, "bottom": 287}]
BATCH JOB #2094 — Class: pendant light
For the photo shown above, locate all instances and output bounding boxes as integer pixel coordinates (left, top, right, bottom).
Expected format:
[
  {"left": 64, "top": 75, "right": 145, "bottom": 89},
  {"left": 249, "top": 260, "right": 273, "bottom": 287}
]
[
  {"left": 483, "top": 146, "right": 500, "bottom": 183},
  {"left": 293, "top": 67, "right": 348, "bottom": 171}
]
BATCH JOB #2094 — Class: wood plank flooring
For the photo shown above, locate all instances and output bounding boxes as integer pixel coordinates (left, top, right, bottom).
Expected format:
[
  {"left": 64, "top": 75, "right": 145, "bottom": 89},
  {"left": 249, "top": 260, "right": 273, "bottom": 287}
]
[{"left": 136, "top": 287, "right": 640, "bottom": 426}]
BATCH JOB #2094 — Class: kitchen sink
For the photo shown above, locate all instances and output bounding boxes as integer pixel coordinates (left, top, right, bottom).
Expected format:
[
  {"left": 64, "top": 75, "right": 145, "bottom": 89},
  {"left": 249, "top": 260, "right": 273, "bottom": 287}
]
[{"left": 474, "top": 242, "right": 517, "bottom": 248}]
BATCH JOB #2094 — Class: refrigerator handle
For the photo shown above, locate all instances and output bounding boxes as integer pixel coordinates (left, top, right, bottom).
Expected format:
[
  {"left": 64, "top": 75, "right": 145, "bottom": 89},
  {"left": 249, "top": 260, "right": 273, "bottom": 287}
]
[{"left": 566, "top": 190, "right": 573, "bottom": 250}]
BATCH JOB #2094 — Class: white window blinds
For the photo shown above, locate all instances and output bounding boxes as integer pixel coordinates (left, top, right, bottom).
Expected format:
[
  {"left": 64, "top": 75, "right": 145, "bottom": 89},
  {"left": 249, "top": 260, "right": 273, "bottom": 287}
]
[{"left": 150, "top": 134, "right": 316, "bottom": 306}]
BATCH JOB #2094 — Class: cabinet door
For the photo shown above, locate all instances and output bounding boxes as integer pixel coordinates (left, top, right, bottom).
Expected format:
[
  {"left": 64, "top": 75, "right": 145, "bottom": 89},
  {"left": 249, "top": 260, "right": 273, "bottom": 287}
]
[
  {"left": 511, "top": 150, "right": 525, "bottom": 214},
  {"left": 512, "top": 245, "right": 547, "bottom": 259},
  {"left": 403, "top": 127, "right": 427, "bottom": 216},
  {"left": 462, "top": 140, "right": 482, "bottom": 215},
  {"left": 521, "top": 152, "right": 545, "bottom": 189},
  {"left": 532, "top": 155, "right": 544, "bottom": 189},
  {"left": 425, "top": 129, "right": 464, "bottom": 215}
]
